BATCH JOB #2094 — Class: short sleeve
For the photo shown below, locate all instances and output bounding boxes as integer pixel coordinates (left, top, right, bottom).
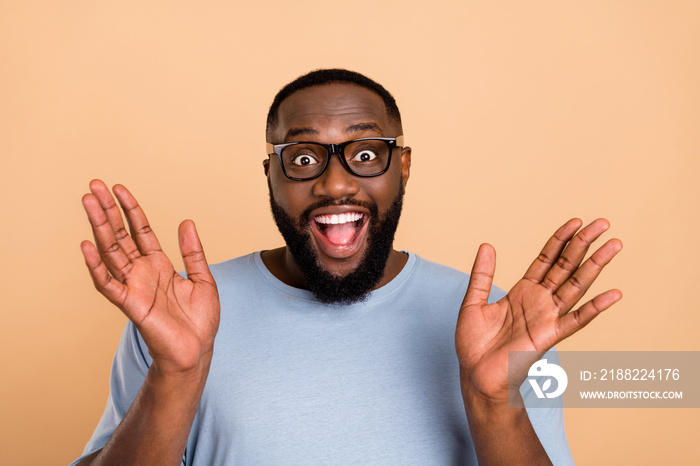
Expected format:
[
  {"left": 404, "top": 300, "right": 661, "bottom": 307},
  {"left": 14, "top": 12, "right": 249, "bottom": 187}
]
[
  {"left": 69, "top": 322, "right": 151, "bottom": 465},
  {"left": 522, "top": 348, "right": 575, "bottom": 466}
]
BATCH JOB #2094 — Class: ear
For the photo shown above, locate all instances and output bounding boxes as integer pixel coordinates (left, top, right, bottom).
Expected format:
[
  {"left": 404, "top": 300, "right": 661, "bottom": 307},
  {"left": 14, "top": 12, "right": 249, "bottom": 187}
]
[
  {"left": 263, "top": 158, "right": 270, "bottom": 177},
  {"left": 400, "top": 146, "right": 411, "bottom": 189}
]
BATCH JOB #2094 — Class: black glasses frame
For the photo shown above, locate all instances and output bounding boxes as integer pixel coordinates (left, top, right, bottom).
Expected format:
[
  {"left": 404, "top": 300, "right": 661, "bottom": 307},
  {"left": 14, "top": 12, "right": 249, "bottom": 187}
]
[{"left": 266, "top": 136, "right": 404, "bottom": 181}]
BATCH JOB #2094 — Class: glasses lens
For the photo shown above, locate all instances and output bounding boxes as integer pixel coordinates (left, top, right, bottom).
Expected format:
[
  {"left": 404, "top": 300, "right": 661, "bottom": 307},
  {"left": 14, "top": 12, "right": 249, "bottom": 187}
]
[
  {"left": 281, "top": 143, "right": 328, "bottom": 179},
  {"left": 344, "top": 139, "right": 391, "bottom": 176}
]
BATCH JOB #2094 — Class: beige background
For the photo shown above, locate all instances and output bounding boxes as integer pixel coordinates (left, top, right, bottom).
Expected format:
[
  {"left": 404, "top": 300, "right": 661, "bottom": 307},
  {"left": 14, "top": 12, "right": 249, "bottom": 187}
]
[{"left": 1, "top": 1, "right": 698, "bottom": 464}]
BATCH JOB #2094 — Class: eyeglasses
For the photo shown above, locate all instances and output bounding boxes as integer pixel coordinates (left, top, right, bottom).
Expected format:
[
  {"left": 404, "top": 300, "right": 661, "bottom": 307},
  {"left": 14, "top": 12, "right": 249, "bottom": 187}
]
[{"left": 266, "top": 136, "right": 404, "bottom": 181}]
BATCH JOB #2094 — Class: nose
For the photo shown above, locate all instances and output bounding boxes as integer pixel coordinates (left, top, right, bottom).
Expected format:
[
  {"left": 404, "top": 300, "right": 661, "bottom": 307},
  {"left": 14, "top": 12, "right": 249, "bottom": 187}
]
[{"left": 311, "top": 153, "right": 360, "bottom": 200}]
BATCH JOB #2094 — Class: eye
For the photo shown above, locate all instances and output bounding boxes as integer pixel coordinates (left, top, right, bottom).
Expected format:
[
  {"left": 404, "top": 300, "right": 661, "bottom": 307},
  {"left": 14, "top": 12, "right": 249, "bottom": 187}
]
[
  {"left": 352, "top": 150, "right": 377, "bottom": 162},
  {"left": 291, "top": 154, "right": 319, "bottom": 166}
]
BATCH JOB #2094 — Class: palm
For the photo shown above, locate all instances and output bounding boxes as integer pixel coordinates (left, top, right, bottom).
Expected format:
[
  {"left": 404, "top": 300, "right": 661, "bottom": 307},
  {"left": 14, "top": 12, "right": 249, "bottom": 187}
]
[
  {"left": 456, "top": 219, "right": 622, "bottom": 402},
  {"left": 122, "top": 253, "right": 219, "bottom": 369},
  {"left": 81, "top": 180, "right": 220, "bottom": 374}
]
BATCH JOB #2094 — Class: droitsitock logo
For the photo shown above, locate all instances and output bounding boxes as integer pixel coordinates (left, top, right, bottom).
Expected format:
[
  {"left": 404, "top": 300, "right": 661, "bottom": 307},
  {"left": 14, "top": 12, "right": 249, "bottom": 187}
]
[{"left": 528, "top": 359, "right": 568, "bottom": 399}]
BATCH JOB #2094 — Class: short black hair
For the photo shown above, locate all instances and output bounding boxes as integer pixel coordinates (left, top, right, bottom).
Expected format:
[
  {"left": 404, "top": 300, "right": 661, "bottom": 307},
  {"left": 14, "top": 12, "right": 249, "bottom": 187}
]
[{"left": 266, "top": 68, "right": 402, "bottom": 141}]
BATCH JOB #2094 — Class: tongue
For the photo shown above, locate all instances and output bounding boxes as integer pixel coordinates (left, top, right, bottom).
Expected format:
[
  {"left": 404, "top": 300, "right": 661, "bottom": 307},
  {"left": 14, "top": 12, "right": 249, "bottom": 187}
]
[{"left": 324, "top": 223, "right": 357, "bottom": 245}]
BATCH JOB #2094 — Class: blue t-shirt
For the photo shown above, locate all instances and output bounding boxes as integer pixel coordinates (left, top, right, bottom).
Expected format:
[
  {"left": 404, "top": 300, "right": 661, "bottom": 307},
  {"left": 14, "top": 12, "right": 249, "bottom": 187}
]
[{"left": 73, "top": 252, "right": 573, "bottom": 465}]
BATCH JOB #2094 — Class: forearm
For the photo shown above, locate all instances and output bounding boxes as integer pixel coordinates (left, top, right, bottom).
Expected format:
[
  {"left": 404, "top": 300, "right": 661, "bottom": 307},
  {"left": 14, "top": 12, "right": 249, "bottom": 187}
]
[
  {"left": 79, "top": 360, "right": 211, "bottom": 466},
  {"left": 461, "top": 382, "right": 552, "bottom": 466}
]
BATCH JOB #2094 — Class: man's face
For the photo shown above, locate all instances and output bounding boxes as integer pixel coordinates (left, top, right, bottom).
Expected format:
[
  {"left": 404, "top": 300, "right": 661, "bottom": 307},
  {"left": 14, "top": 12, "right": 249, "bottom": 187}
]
[{"left": 264, "top": 83, "right": 411, "bottom": 303}]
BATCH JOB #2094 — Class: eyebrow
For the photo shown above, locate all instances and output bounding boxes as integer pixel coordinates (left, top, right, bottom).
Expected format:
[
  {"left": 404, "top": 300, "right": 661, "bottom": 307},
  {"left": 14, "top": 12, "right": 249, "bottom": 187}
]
[
  {"left": 346, "top": 122, "right": 383, "bottom": 134},
  {"left": 284, "top": 122, "right": 384, "bottom": 141},
  {"left": 284, "top": 127, "right": 319, "bottom": 139}
]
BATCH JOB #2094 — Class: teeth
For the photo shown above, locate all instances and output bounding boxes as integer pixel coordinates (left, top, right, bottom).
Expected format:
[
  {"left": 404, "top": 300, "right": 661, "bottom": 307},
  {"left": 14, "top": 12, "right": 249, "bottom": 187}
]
[{"left": 314, "top": 212, "right": 363, "bottom": 225}]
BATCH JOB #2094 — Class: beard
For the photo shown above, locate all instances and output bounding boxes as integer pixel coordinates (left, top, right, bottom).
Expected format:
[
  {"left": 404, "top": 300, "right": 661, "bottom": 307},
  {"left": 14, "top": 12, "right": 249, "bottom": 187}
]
[{"left": 269, "top": 181, "right": 404, "bottom": 306}]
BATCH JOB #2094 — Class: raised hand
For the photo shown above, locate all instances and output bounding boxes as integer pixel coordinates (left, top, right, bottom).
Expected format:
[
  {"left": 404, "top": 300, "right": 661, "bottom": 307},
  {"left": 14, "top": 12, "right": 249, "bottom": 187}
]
[
  {"left": 456, "top": 218, "right": 622, "bottom": 402},
  {"left": 80, "top": 180, "right": 220, "bottom": 375}
]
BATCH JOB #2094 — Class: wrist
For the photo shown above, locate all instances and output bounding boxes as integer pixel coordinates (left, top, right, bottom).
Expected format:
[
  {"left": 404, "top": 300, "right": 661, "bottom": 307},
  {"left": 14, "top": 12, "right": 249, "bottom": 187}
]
[
  {"left": 149, "top": 343, "right": 214, "bottom": 375},
  {"left": 149, "top": 352, "right": 212, "bottom": 388},
  {"left": 459, "top": 364, "right": 521, "bottom": 407},
  {"left": 462, "top": 384, "right": 526, "bottom": 420}
]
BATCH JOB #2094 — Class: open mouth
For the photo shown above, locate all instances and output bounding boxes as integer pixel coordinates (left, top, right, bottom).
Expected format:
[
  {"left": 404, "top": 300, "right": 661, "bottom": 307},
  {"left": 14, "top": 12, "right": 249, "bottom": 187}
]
[{"left": 313, "top": 212, "right": 366, "bottom": 246}]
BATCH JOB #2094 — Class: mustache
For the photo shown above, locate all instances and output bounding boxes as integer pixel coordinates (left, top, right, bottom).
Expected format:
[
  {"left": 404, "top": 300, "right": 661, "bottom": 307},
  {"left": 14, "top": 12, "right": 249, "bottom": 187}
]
[{"left": 299, "top": 199, "right": 379, "bottom": 227}]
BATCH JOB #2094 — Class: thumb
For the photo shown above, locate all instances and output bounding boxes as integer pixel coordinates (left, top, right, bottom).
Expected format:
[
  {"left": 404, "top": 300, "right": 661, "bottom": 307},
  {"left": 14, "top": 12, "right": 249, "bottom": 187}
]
[
  {"left": 462, "top": 243, "right": 496, "bottom": 308},
  {"left": 178, "top": 220, "right": 215, "bottom": 285}
]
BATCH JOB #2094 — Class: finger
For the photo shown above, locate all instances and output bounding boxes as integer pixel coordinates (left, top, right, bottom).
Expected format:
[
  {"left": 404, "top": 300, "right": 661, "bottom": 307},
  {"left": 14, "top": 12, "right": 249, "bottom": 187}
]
[
  {"left": 82, "top": 192, "right": 133, "bottom": 282},
  {"left": 112, "top": 184, "right": 163, "bottom": 255},
  {"left": 557, "top": 289, "right": 623, "bottom": 341},
  {"left": 178, "top": 220, "right": 216, "bottom": 287},
  {"left": 80, "top": 240, "right": 127, "bottom": 307},
  {"left": 540, "top": 218, "right": 611, "bottom": 292},
  {"left": 523, "top": 218, "right": 582, "bottom": 283},
  {"left": 554, "top": 238, "right": 623, "bottom": 313},
  {"left": 462, "top": 243, "right": 496, "bottom": 308},
  {"left": 89, "top": 179, "right": 141, "bottom": 261}
]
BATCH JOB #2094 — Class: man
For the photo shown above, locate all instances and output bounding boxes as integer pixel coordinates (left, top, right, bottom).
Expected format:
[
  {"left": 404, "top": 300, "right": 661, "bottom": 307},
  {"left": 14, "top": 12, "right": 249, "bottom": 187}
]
[{"left": 73, "top": 69, "right": 622, "bottom": 465}]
